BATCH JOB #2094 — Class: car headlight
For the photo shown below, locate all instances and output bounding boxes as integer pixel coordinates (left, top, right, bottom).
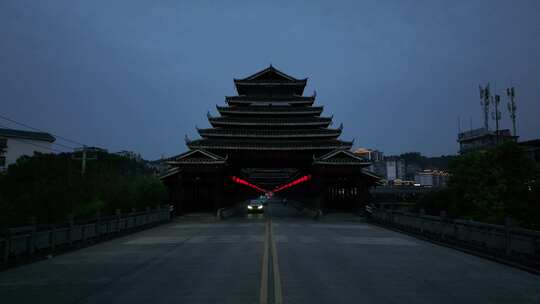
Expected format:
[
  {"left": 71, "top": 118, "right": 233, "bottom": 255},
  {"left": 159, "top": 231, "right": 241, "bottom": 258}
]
[
  {"left": 257, "top": 205, "right": 263, "bottom": 209},
  {"left": 247, "top": 205, "right": 253, "bottom": 209}
]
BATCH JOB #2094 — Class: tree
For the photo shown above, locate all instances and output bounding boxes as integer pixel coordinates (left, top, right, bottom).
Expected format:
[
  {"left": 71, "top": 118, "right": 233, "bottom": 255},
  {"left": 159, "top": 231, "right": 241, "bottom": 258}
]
[
  {"left": 0, "top": 151, "right": 167, "bottom": 228},
  {"left": 416, "top": 142, "right": 540, "bottom": 229}
]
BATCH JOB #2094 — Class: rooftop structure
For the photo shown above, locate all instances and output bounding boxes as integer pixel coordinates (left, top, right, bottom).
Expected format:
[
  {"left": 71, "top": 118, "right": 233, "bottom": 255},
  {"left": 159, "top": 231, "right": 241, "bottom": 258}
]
[
  {"left": 457, "top": 127, "right": 518, "bottom": 154},
  {"left": 0, "top": 128, "right": 55, "bottom": 142}
]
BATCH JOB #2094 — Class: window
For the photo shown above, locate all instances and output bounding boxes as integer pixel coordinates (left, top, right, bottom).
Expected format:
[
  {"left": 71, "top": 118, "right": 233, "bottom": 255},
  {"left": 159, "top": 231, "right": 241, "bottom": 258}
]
[{"left": 0, "top": 156, "right": 5, "bottom": 167}]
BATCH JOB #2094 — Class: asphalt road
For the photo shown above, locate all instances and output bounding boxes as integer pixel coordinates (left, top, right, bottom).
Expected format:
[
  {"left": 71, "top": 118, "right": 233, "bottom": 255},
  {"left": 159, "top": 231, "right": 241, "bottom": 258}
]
[{"left": 1, "top": 202, "right": 539, "bottom": 304}]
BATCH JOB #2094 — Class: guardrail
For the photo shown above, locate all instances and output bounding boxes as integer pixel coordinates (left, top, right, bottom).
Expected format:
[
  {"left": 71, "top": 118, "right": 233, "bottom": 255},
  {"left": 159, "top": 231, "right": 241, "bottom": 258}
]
[
  {"left": 369, "top": 210, "right": 540, "bottom": 271},
  {"left": 0, "top": 207, "right": 170, "bottom": 265}
]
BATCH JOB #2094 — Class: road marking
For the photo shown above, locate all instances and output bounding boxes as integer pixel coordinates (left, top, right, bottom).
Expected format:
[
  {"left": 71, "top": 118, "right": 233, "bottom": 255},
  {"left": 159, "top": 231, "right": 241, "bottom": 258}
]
[
  {"left": 270, "top": 218, "right": 283, "bottom": 304},
  {"left": 215, "top": 235, "right": 243, "bottom": 243},
  {"left": 186, "top": 235, "right": 211, "bottom": 243},
  {"left": 259, "top": 220, "right": 270, "bottom": 304},
  {"left": 310, "top": 224, "right": 373, "bottom": 229},
  {"left": 334, "top": 237, "right": 418, "bottom": 246},
  {"left": 273, "top": 235, "right": 289, "bottom": 243},
  {"left": 298, "top": 235, "right": 319, "bottom": 243},
  {"left": 123, "top": 237, "right": 189, "bottom": 245},
  {"left": 170, "top": 223, "right": 264, "bottom": 229}
]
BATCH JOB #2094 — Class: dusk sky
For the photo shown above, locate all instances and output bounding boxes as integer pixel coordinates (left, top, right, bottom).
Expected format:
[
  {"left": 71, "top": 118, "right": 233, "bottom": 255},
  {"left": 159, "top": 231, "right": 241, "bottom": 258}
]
[{"left": 1, "top": 0, "right": 539, "bottom": 159}]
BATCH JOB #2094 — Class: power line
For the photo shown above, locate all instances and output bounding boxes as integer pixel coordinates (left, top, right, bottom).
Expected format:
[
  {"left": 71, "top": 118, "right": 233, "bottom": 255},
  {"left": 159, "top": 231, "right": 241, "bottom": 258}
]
[{"left": 0, "top": 113, "right": 86, "bottom": 147}]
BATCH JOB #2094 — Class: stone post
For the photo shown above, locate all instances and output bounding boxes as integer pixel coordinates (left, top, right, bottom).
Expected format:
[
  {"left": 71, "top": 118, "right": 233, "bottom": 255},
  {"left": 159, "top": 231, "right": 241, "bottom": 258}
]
[
  {"left": 115, "top": 209, "right": 121, "bottom": 233},
  {"left": 67, "top": 214, "right": 74, "bottom": 246},
  {"left": 504, "top": 217, "right": 515, "bottom": 255},
  {"left": 95, "top": 210, "right": 101, "bottom": 238},
  {"left": 28, "top": 216, "right": 36, "bottom": 255}
]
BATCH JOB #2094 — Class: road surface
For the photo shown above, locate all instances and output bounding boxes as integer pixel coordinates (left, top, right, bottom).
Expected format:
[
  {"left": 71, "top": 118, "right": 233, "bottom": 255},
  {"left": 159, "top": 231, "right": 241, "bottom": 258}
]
[{"left": 1, "top": 202, "right": 539, "bottom": 304}]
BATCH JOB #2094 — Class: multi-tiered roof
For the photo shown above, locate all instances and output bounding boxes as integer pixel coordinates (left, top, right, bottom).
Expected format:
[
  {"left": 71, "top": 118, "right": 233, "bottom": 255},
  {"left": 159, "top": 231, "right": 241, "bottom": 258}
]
[{"left": 187, "top": 66, "right": 352, "bottom": 153}]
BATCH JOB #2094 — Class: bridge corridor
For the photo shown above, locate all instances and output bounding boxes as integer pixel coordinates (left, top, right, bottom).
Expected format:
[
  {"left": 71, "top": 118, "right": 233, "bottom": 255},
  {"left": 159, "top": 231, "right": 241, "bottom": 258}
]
[{"left": 1, "top": 202, "right": 539, "bottom": 303}]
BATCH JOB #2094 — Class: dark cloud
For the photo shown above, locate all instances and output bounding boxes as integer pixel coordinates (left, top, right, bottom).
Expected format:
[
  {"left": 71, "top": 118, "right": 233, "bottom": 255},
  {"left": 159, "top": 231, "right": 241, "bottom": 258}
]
[{"left": 1, "top": 0, "right": 539, "bottom": 159}]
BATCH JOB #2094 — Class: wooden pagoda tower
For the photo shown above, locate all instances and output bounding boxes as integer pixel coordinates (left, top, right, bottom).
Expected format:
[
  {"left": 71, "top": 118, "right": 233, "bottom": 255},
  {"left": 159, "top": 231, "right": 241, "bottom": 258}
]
[{"left": 162, "top": 66, "right": 379, "bottom": 213}]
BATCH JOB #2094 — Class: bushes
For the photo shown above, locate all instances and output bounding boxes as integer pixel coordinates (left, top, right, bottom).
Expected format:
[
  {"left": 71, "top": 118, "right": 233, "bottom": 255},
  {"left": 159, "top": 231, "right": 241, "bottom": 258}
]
[
  {"left": 415, "top": 142, "right": 540, "bottom": 229},
  {"left": 0, "top": 152, "right": 167, "bottom": 227}
]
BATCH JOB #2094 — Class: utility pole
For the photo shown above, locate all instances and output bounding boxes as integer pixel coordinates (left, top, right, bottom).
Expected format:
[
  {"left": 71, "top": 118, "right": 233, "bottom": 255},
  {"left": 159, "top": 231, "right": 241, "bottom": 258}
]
[
  {"left": 73, "top": 146, "right": 97, "bottom": 176},
  {"left": 507, "top": 87, "right": 517, "bottom": 137},
  {"left": 492, "top": 94, "right": 501, "bottom": 143},
  {"left": 81, "top": 147, "right": 87, "bottom": 176}
]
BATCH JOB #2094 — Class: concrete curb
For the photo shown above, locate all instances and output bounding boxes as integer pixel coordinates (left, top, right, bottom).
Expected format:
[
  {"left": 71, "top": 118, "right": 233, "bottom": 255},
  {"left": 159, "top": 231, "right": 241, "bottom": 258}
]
[
  {"left": 217, "top": 206, "right": 240, "bottom": 220},
  {"left": 287, "top": 201, "right": 321, "bottom": 219},
  {"left": 302, "top": 208, "right": 322, "bottom": 219}
]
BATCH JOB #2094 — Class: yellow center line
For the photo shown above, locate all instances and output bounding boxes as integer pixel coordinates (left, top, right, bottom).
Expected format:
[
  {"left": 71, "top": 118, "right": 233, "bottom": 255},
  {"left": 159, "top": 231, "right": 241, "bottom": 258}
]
[
  {"left": 259, "top": 219, "right": 270, "bottom": 304},
  {"left": 270, "top": 218, "right": 283, "bottom": 304}
]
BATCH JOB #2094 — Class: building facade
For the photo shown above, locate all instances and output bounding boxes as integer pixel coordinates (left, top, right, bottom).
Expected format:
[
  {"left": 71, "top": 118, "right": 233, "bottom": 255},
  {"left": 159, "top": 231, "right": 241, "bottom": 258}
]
[
  {"left": 162, "top": 66, "right": 379, "bottom": 213},
  {"left": 414, "top": 170, "right": 449, "bottom": 187},
  {"left": 457, "top": 127, "right": 517, "bottom": 154},
  {"left": 385, "top": 157, "right": 406, "bottom": 181},
  {"left": 0, "top": 128, "right": 56, "bottom": 171}
]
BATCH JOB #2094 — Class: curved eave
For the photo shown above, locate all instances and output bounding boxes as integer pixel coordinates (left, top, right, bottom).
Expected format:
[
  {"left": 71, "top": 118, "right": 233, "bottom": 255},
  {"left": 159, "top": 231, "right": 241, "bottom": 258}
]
[
  {"left": 208, "top": 120, "right": 332, "bottom": 128},
  {"left": 225, "top": 95, "right": 315, "bottom": 101},
  {"left": 167, "top": 160, "right": 226, "bottom": 165},
  {"left": 227, "top": 100, "right": 315, "bottom": 106},
  {"left": 313, "top": 161, "right": 372, "bottom": 167},
  {"left": 188, "top": 144, "right": 352, "bottom": 151},
  {"left": 198, "top": 129, "right": 341, "bottom": 139},
  {"left": 187, "top": 140, "right": 352, "bottom": 151},
  {"left": 233, "top": 79, "right": 307, "bottom": 86},
  {"left": 216, "top": 106, "right": 323, "bottom": 116},
  {"left": 225, "top": 96, "right": 315, "bottom": 106}
]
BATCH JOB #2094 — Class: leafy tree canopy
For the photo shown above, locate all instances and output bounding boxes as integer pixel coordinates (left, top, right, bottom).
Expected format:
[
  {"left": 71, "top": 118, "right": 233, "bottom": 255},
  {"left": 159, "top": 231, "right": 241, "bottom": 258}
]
[
  {"left": 416, "top": 142, "right": 540, "bottom": 229},
  {"left": 0, "top": 151, "right": 167, "bottom": 228}
]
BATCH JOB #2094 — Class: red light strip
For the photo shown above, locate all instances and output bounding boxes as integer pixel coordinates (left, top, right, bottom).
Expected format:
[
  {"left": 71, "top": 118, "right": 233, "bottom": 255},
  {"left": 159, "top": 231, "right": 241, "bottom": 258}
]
[
  {"left": 272, "top": 175, "right": 312, "bottom": 193},
  {"left": 230, "top": 176, "right": 268, "bottom": 193}
]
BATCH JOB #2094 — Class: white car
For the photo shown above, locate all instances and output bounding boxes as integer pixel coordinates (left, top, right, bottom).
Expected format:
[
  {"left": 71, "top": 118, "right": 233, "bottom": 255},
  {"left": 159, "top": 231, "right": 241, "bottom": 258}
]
[{"left": 247, "top": 199, "right": 264, "bottom": 213}]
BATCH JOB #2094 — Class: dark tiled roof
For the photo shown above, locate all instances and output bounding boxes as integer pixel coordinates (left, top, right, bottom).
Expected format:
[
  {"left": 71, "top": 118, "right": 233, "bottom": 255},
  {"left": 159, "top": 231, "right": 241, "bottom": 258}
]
[
  {"left": 233, "top": 66, "right": 305, "bottom": 82},
  {"left": 198, "top": 127, "right": 341, "bottom": 139},
  {"left": 208, "top": 116, "right": 332, "bottom": 127},
  {"left": 217, "top": 105, "right": 323, "bottom": 115},
  {"left": 314, "top": 150, "right": 371, "bottom": 166},
  {"left": 167, "top": 149, "right": 226, "bottom": 165},
  {"left": 225, "top": 95, "right": 314, "bottom": 102},
  {"left": 187, "top": 139, "right": 352, "bottom": 151},
  {"left": 0, "top": 128, "right": 55, "bottom": 142}
]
